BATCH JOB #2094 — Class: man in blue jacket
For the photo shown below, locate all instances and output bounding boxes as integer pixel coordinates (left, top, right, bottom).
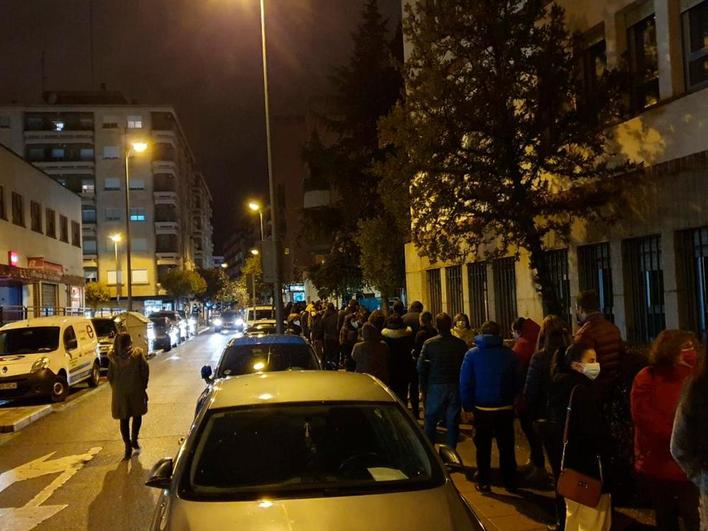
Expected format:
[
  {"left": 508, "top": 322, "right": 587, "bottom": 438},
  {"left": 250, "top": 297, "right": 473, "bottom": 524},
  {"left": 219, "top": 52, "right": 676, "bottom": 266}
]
[{"left": 460, "top": 320, "right": 522, "bottom": 493}]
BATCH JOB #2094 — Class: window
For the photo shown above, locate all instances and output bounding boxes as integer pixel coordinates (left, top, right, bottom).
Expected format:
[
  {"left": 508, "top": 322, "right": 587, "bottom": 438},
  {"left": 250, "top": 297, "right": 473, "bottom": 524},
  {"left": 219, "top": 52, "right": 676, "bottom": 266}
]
[
  {"left": 59, "top": 215, "right": 68, "bottom": 242},
  {"left": 81, "top": 179, "right": 95, "bottom": 196},
  {"left": 50, "top": 147, "right": 65, "bottom": 160},
  {"left": 677, "top": 227, "right": 708, "bottom": 337},
  {"left": 102, "top": 115, "right": 119, "bottom": 129},
  {"left": 82, "top": 206, "right": 97, "bottom": 224},
  {"left": 63, "top": 326, "right": 77, "bottom": 350},
  {"left": 467, "top": 262, "right": 489, "bottom": 328},
  {"left": 129, "top": 178, "right": 145, "bottom": 190},
  {"left": 11, "top": 192, "right": 24, "bottom": 227},
  {"left": 0, "top": 115, "right": 9, "bottom": 128},
  {"left": 493, "top": 257, "right": 517, "bottom": 338},
  {"left": 106, "top": 271, "right": 123, "bottom": 285},
  {"left": 104, "top": 177, "right": 121, "bottom": 190},
  {"left": 105, "top": 208, "right": 121, "bottom": 221},
  {"left": 30, "top": 201, "right": 42, "bottom": 233},
  {"left": 580, "top": 31, "right": 607, "bottom": 117},
  {"left": 156, "top": 234, "right": 178, "bottom": 253},
  {"left": 84, "top": 267, "right": 98, "bottom": 282},
  {"left": 627, "top": 8, "right": 660, "bottom": 111},
  {"left": 623, "top": 235, "right": 665, "bottom": 343},
  {"left": 83, "top": 239, "right": 97, "bottom": 254},
  {"left": 132, "top": 269, "right": 149, "bottom": 284},
  {"left": 46, "top": 208, "right": 56, "bottom": 238},
  {"left": 683, "top": 0, "right": 708, "bottom": 89},
  {"left": 132, "top": 238, "right": 148, "bottom": 252},
  {"left": 542, "top": 249, "right": 572, "bottom": 326},
  {"left": 71, "top": 220, "right": 81, "bottom": 247},
  {"left": 0, "top": 186, "right": 6, "bottom": 220},
  {"left": 445, "top": 266, "right": 464, "bottom": 317},
  {"left": 127, "top": 115, "right": 143, "bottom": 129},
  {"left": 80, "top": 147, "right": 94, "bottom": 161},
  {"left": 103, "top": 146, "right": 119, "bottom": 159},
  {"left": 129, "top": 207, "right": 146, "bottom": 222},
  {"left": 154, "top": 173, "right": 175, "bottom": 191},
  {"left": 578, "top": 243, "right": 614, "bottom": 321},
  {"left": 426, "top": 269, "right": 442, "bottom": 317}
]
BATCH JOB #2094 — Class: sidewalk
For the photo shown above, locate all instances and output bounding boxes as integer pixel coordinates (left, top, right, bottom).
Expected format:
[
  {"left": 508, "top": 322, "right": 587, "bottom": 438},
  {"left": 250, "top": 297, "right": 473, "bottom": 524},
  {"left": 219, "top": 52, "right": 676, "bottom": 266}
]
[{"left": 428, "top": 421, "right": 655, "bottom": 530}]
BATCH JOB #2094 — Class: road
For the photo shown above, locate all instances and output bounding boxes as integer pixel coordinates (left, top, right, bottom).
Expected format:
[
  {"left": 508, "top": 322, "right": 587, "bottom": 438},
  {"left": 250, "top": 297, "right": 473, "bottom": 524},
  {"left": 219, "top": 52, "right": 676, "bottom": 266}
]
[{"left": 0, "top": 330, "right": 231, "bottom": 531}]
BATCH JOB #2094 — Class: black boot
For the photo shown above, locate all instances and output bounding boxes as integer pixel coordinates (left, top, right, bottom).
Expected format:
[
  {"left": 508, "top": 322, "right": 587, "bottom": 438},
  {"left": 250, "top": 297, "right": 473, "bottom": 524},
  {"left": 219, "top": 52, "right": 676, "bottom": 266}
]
[
  {"left": 123, "top": 442, "right": 132, "bottom": 460},
  {"left": 131, "top": 439, "right": 140, "bottom": 450}
]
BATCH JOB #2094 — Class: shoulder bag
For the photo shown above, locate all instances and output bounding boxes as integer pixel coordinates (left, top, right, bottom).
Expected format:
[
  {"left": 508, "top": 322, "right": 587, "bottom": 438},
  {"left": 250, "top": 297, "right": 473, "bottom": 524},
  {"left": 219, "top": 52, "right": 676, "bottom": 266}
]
[{"left": 557, "top": 385, "right": 604, "bottom": 507}]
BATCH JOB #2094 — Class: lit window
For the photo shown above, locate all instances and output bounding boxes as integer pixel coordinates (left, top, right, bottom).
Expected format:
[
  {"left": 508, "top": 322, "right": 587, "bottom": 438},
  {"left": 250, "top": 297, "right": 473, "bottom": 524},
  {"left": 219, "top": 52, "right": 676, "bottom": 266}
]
[
  {"left": 53, "top": 121, "right": 64, "bottom": 132},
  {"left": 103, "top": 146, "right": 120, "bottom": 159},
  {"left": 129, "top": 207, "right": 146, "bottom": 222},
  {"left": 127, "top": 115, "right": 143, "bottom": 129},
  {"left": 131, "top": 269, "right": 149, "bottom": 284},
  {"left": 81, "top": 179, "right": 95, "bottom": 196}
]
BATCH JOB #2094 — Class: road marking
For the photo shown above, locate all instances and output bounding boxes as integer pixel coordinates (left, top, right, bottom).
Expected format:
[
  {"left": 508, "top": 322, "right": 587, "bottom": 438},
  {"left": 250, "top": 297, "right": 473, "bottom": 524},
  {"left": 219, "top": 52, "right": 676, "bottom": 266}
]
[{"left": 0, "top": 446, "right": 102, "bottom": 530}]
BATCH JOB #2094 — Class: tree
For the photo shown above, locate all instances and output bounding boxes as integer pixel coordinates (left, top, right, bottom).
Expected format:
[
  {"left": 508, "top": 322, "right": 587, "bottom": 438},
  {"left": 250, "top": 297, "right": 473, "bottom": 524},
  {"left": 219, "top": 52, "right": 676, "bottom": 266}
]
[
  {"left": 355, "top": 214, "right": 405, "bottom": 304},
  {"left": 197, "top": 268, "right": 228, "bottom": 303},
  {"left": 161, "top": 269, "right": 207, "bottom": 302},
  {"left": 307, "top": 234, "right": 364, "bottom": 300},
  {"left": 379, "top": 0, "right": 633, "bottom": 315},
  {"left": 235, "top": 254, "right": 269, "bottom": 306},
  {"left": 85, "top": 282, "right": 111, "bottom": 310}
]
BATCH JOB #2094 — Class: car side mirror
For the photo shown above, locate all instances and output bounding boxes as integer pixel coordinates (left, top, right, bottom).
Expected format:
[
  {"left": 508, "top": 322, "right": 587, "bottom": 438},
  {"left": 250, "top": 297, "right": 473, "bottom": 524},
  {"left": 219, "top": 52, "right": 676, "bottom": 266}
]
[
  {"left": 146, "top": 457, "right": 173, "bottom": 490},
  {"left": 200, "top": 365, "right": 213, "bottom": 381},
  {"left": 439, "top": 445, "right": 464, "bottom": 472}
]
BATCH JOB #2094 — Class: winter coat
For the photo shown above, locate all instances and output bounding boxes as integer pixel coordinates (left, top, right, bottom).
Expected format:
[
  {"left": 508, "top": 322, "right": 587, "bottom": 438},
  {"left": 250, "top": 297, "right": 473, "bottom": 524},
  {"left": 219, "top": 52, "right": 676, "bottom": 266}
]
[
  {"left": 322, "top": 310, "right": 339, "bottom": 342},
  {"left": 413, "top": 325, "right": 438, "bottom": 358},
  {"left": 108, "top": 347, "right": 149, "bottom": 420},
  {"left": 524, "top": 347, "right": 557, "bottom": 420},
  {"left": 352, "top": 339, "right": 391, "bottom": 385},
  {"left": 339, "top": 314, "right": 359, "bottom": 347},
  {"left": 512, "top": 318, "right": 541, "bottom": 369},
  {"left": 310, "top": 312, "right": 324, "bottom": 341},
  {"left": 459, "top": 334, "right": 521, "bottom": 411},
  {"left": 575, "top": 312, "right": 624, "bottom": 385},
  {"left": 402, "top": 311, "right": 421, "bottom": 334},
  {"left": 381, "top": 325, "right": 414, "bottom": 390},
  {"left": 452, "top": 325, "right": 475, "bottom": 347},
  {"left": 417, "top": 332, "right": 467, "bottom": 392},
  {"left": 631, "top": 364, "right": 694, "bottom": 481}
]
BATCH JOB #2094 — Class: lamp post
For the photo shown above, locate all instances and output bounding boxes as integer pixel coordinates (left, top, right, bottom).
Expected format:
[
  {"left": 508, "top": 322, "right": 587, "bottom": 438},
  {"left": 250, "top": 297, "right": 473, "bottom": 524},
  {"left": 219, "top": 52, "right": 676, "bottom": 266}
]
[
  {"left": 124, "top": 140, "right": 148, "bottom": 311},
  {"left": 248, "top": 200, "right": 265, "bottom": 241},
  {"left": 110, "top": 233, "right": 122, "bottom": 303},
  {"left": 250, "top": 248, "right": 259, "bottom": 310}
]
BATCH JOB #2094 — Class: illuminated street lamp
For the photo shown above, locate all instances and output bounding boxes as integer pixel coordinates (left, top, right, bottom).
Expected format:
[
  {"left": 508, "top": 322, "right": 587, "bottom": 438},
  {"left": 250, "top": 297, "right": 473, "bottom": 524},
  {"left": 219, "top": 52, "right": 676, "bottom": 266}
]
[
  {"left": 110, "top": 233, "right": 122, "bottom": 302},
  {"left": 220, "top": 262, "right": 229, "bottom": 269},
  {"left": 248, "top": 200, "right": 265, "bottom": 241},
  {"left": 249, "top": 248, "right": 260, "bottom": 308},
  {"left": 124, "top": 140, "right": 149, "bottom": 311}
]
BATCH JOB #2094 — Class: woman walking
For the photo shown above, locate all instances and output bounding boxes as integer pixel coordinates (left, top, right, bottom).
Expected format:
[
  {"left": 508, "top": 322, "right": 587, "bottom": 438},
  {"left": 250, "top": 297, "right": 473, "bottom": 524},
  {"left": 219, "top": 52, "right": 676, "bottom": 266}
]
[{"left": 108, "top": 332, "right": 149, "bottom": 460}]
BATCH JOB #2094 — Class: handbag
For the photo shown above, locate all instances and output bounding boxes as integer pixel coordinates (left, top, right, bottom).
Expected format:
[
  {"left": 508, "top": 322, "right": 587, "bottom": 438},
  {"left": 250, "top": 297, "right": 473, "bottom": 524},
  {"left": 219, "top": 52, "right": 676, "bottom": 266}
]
[{"left": 557, "top": 385, "right": 604, "bottom": 508}]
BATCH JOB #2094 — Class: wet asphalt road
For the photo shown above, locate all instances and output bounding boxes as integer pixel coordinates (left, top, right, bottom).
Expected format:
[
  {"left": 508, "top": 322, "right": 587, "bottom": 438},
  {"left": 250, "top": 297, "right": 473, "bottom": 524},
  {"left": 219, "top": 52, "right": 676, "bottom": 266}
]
[{"left": 0, "top": 330, "right": 232, "bottom": 531}]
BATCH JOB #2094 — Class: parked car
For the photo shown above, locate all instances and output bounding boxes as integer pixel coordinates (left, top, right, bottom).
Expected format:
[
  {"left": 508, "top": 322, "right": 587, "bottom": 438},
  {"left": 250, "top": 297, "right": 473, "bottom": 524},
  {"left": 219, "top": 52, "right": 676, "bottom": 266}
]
[
  {"left": 245, "top": 305, "right": 275, "bottom": 328},
  {"left": 91, "top": 317, "right": 118, "bottom": 370},
  {"left": 149, "top": 316, "right": 179, "bottom": 351},
  {"left": 0, "top": 316, "right": 101, "bottom": 402},
  {"left": 150, "top": 311, "right": 188, "bottom": 342},
  {"left": 213, "top": 310, "right": 244, "bottom": 334},
  {"left": 146, "top": 372, "right": 486, "bottom": 531}
]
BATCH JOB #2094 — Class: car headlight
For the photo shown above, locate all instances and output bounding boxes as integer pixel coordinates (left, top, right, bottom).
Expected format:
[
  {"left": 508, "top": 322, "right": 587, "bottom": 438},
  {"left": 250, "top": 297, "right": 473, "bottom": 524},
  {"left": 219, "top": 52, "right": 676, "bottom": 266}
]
[
  {"left": 30, "top": 357, "right": 51, "bottom": 373},
  {"left": 235, "top": 318, "right": 244, "bottom": 327},
  {"left": 213, "top": 318, "right": 223, "bottom": 326}
]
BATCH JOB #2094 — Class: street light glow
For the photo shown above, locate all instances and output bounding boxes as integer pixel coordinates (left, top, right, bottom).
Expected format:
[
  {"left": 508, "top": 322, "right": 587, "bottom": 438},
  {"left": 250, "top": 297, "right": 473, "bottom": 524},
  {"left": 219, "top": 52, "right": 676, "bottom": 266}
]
[
  {"left": 220, "top": 262, "right": 228, "bottom": 269},
  {"left": 131, "top": 141, "right": 149, "bottom": 153},
  {"left": 248, "top": 201, "right": 261, "bottom": 212},
  {"left": 250, "top": 248, "right": 259, "bottom": 256},
  {"left": 110, "top": 233, "right": 122, "bottom": 242}
]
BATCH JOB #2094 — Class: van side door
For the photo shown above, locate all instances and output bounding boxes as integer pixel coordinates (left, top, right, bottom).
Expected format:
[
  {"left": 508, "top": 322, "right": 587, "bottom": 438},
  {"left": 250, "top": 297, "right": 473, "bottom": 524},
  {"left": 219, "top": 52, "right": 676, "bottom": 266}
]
[{"left": 63, "top": 326, "right": 80, "bottom": 385}]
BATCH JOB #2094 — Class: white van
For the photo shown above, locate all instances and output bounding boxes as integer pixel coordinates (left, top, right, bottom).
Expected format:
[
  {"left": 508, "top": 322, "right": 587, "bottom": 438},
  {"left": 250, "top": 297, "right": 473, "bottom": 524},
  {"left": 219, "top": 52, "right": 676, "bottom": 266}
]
[{"left": 0, "top": 316, "right": 101, "bottom": 402}]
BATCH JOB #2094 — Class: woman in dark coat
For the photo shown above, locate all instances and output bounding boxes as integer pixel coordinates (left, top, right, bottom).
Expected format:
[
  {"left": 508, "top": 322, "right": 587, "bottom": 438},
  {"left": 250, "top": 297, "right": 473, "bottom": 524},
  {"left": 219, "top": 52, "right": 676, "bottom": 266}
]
[
  {"left": 108, "top": 332, "right": 149, "bottom": 460},
  {"left": 381, "top": 314, "right": 414, "bottom": 405},
  {"left": 352, "top": 323, "right": 391, "bottom": 384}
]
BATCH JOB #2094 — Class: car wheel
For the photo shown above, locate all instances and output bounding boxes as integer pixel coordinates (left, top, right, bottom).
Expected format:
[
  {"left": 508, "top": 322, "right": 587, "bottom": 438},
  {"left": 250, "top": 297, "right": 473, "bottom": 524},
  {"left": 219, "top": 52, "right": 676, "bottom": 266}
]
[
  {"left": 87, "top": 361, "right": 100, "bottom": 387},
  {"left": 51, "top": 372, "right": 68, "bottom": 402}
]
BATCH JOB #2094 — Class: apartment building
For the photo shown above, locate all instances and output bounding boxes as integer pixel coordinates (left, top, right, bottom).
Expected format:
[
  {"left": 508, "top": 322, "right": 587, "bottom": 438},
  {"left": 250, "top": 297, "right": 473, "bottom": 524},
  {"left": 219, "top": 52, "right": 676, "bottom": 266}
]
[
  {"left": 403, "top": 0, "right": 708, "bottom": 343},
  {"left": 0, "top": 91, "right": 214, "bottom": 312},
  {"left": 0, "top": 143, "right": 84, "bottom": 320}
]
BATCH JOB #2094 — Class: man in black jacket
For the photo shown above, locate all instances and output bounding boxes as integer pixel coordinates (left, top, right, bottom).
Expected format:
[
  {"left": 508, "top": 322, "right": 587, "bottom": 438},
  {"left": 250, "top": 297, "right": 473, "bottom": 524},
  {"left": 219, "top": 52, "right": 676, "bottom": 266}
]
[
  {"left": 410, "top": 311, "right": 437, "bottom": 419},
  {"left": 418, "top": 313, "right": 467, "bottom": 449}
]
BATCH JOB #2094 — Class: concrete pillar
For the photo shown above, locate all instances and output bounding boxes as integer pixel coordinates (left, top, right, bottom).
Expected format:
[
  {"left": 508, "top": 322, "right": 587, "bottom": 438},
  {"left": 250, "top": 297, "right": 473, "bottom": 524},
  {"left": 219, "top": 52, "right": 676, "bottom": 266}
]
[
  {"left": 440, "top": 267, "right": 449, "bottom": 315},
  {"left": 662, "top": 229, "right": 680, "bottom": 328},
  {"left": 461, "top": 262, "right": 471, "bottom": 318},
  {"left": 655, "top": 0, "right": 685, "bottom": 99},
  {"left": 487, "top": 262, "right": 498, "bottom": 323}
]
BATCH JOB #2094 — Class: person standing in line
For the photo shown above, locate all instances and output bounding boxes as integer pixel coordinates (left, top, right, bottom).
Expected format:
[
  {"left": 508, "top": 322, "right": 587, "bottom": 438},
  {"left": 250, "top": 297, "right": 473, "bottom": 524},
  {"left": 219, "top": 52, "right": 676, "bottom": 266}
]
[
  {"left": 411, "top": 311, "right": 437, "bottom": 419},
  {"left": 632, "top": 330, "right": 700, "bottom": 531},
  {"left": 108, "top": 332, "right": 149, "bottom": 460},
  {"left": 460, "top": 320, "right": 521, "bottom": 493},
  {"left": 322, "top": 303, "right": 340, "bottom": 369},
  {"left": 381, "top": 313, "right": 414, "bottom": 405},
  {"left": 368, "top": 309, "right": 387, "bottom": 333},
  {"left": 452, "top": 313, "right": 475, "bottom": 348},
  {"left": 338, "top": 312, "right": 360, "bottom": 370},
  {"left": 310, "top": 301, "right": 325, "bottom": 362},
  {"left": 403, "top": 301, "right": 424, "bottom": 334},
  {"left": 352, "top": 322, "right": 391, "bottom": 385},
  {"left": 418, "top": 312, "right": 467, "bottom": 449}
]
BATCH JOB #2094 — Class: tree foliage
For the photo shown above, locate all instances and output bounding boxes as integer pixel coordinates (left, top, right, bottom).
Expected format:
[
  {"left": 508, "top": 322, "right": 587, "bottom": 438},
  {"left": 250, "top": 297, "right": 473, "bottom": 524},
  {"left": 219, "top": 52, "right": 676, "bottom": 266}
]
[
  {"left": 161, "top": 269, "right": 207, "bottom": 301},
  {"left": 355, "top": 214, "right": 405, "bottom": 302},
  {"left": 85, "top": 282, "right": 111, "bottom": 309},
  {"left": 197, "top": 268, "right": 228, "bottom": 302},
  {"left": 235, "top": 254, "right": 270, "bottom": 306},
  {"left": 379, "top": 0, "right": 633, "bottom": 314}
]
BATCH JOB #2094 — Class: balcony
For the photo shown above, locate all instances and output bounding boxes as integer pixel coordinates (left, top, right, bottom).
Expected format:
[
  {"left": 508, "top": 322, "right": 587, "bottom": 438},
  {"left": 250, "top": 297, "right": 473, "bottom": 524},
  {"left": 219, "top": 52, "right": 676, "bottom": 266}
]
[
  {"left": 154, "top": 221, "right": 179, "bottom": 234},
  {"left": 152, "top": 130, "right": 177, "bottom": 144},
  {"left": 154, "top": 191, "right": 178, "bottom": 205},
  {"left": 25, "top": 130, "right": 94, "bottom": 142},
  {"left": 152, "top": 160, "right": 177, "bottom": 173}
]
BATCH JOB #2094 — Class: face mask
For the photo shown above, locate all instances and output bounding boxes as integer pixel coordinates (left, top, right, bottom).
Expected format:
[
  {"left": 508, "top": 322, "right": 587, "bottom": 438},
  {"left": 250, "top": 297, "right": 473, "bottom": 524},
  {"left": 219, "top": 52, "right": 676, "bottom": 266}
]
[
  {"left": 681, "top": 349, "right": 698, "bottom": 368},
  {"left": 582, "top": 362, "right": 601, "bottom": 380},
  {"left": 456, "top": 321, "right": 466, "bottom": 329},
  {"left": 352, "top": 321, "right": 359, "bottom": 329},
  {"left": 293, "top": 320, "right": 300, "bottom": 327}
]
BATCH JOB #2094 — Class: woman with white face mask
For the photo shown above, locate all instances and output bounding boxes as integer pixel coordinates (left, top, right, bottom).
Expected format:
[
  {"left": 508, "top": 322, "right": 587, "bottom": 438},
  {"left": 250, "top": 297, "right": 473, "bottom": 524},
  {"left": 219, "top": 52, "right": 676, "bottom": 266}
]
[{"left": 549, "top": 343, "right": 610, "bottom": 531}]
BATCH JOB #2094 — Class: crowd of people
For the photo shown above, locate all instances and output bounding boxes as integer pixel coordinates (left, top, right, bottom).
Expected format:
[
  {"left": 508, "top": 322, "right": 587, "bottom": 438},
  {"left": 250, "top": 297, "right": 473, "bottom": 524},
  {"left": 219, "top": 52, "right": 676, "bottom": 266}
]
[{"left": 286, "top": 291, "right": 708, "bottom": 531}]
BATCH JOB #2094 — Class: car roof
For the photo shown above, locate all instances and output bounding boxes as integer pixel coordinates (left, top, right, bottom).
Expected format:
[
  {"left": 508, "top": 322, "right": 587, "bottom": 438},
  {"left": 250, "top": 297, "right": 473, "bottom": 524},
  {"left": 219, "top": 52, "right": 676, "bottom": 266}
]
[
  {"left": 210, "top": 371, "right": 395, "bottom": 409},
  {"left": 230, "top": 333, "right": 306, "bottom": 346},
  {"left": 1, "top": 316, "right": 91, "bottom": 330}
]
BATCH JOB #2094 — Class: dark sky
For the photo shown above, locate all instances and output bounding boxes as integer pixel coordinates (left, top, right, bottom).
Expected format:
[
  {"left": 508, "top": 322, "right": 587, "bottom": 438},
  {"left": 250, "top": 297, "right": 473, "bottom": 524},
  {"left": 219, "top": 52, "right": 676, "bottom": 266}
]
[{"left": 0, "top": 0, "right": 400, "bottom": 251}]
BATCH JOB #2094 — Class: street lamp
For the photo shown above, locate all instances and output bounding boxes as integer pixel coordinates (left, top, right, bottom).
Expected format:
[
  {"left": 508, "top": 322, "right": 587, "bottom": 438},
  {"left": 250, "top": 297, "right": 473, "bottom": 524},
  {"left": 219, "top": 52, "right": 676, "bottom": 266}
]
[
  {"left": 124, "top": 140, "right": 149, "bottom": 311},
  {"left": 248, "top": 200, "right": 265, "bottom": 241},
  {"left": 250, "top": 248, "right": 260, "bottom": 309},
  {"left": 110, "top": 233, "right": 122, "bottom": 303},
  {"left": 220, "top": 262, "right": 229, "bottom": 269}
]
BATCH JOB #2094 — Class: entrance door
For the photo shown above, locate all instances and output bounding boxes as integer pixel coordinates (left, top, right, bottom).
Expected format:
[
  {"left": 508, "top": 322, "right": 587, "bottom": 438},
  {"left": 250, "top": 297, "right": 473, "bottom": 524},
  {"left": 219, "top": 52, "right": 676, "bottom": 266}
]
[
  {"left": 0, "top": 282, "right": 23, "bottom": 323},
  {"left": 41, "top": 283, "right": 58, "bottom": 316}
]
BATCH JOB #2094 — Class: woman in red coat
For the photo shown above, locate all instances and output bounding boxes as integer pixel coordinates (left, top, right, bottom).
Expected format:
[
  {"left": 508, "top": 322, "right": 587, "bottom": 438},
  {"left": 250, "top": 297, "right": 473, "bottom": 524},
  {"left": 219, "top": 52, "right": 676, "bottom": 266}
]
[{"left": 631, "top": 330, "right": 700, "bottom": 531}]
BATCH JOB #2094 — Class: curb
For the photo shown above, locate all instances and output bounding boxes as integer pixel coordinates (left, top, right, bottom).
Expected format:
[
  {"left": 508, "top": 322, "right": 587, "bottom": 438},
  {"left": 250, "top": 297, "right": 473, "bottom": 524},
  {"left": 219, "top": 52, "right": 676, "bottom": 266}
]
[
  {"left": 0, "top": 404, "right": 52, "bottom": 433},
  {"left": 197, "top": 326, "right": 211, "bottom": 335}
]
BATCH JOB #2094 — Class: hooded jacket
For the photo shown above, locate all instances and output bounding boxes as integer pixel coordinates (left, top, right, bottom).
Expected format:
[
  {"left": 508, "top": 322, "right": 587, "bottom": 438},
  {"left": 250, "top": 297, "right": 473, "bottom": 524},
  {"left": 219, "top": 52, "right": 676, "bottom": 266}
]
[
  {"left": 460, "top": 334, "right": 521, "bottom": 410},
  {"left": 512, "top": 318, "right": 541, "bottom": 368}
]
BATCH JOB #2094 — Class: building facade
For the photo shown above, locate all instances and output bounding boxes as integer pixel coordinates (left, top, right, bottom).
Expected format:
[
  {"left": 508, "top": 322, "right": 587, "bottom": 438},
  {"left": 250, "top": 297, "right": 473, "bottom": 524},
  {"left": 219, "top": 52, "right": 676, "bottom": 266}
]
[
  {"left": 0, "top": 144, "right": 84, "bottom": 322},
  {"left": 403, "top": 0, "right": 708, "bottom": 342},
  {"left": 0, "top": 92, "right": 214, "bottom": 312}
]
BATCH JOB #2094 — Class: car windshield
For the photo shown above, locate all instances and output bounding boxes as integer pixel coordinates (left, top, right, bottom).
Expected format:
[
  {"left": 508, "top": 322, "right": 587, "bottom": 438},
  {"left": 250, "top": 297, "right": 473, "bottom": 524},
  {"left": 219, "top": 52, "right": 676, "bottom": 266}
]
[
  {"left": 92, "top": 319, "right": 116, "bottom": 338},
  {"left": 248, "top": 308, "right": 273, "bottom": 321},
  {"left": 221, "top": 311, "right": 239, "bottom": 319},
  {"left": 182, "top": 402, "right": 441, "bottom": 500},
  {"left": 150, "top": 317, "right": 168, "bottom": 329},
  {"left": 0, "top": 327, "right": 61, "bottom": 354},
  {"left": 217, "top": 344, "right": 318, "bottom": 377}
]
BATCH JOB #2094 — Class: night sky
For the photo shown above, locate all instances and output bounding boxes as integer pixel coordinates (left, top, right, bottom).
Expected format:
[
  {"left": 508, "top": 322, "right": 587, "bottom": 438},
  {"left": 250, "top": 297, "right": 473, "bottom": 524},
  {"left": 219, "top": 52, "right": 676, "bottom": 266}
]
[{"left": 0, "top": 0, "right": 400, "bottom": 251}]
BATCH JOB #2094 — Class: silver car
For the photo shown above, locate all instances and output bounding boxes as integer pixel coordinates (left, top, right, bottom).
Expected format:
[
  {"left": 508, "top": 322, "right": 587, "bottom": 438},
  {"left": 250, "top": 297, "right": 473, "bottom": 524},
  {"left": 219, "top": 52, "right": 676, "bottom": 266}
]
[{"left": 146, "top": 371, "right": 486, "bottom": 531}]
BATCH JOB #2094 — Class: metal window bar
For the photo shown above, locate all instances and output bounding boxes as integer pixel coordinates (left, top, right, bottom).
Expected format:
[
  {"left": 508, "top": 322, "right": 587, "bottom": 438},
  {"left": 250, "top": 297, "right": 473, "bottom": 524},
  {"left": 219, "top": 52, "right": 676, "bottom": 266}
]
[
  {"left": 678, "top": 227, "right": 708, "bottom": 339},
  {"left": 623, "top": 235, "right": 665, "bottom": 343},
  {"left": 467, "top": 262, "right": 489, "bottom": 328},
  {"left": 543, "top": 249, "right": 572, "bottom": 326},
  {"left": 426, "top": 269, "right": 442, "bottom": 317},
  {"left": 445, "top": 266, "right": 464, "bottom": 317},
  {"left": 577, "top": 243, "right": 614, "bottom": 322},
  {"left": 493, "top": 257, "right": 517, "bottom": 338}
]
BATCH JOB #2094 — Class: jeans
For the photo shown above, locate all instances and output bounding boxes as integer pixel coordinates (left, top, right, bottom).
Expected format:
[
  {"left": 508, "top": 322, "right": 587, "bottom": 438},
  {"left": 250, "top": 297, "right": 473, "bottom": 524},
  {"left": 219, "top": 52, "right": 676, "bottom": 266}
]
[
  {"left": 424, "top": 383, "right": 461, "bottom": 449},
  {"left": 119, "top": 416, "right": 142, "bottom": 444},
  {"left": 473, "top": 408, "right": 517, "bottom": 487}
]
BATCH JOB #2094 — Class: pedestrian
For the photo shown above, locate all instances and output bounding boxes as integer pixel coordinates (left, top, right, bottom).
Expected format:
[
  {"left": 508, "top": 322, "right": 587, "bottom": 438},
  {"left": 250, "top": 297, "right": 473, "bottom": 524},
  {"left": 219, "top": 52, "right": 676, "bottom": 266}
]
[
  {"left": 322, "top": 303, "right": 340, "bottom": 369},
  {"left": 286, "top": 313, "right": 302, "bottom": 335},
  {"left": 524, "top": 315, "right": 572, "bottom": 530},
  {"left": 352, "top": 322, "right": 390, "bottom": 384},
  {"left": 411, "top": 310, "right": 437, "bottom": 419},
  {"left": 338, "top": 299, "right": 359, "bottom": 334},
  {"left": 631, "top": 330, "right": 700, "bottom": 531},
  {"left": 452, "top": 313, "right": 475, "bottom": 348},
  {"left": 339, "top": 312, "right": 360, "bottom": 370},
  {"left": 550, "top": 343, "right": 610, "bottom": 531},
  {"left": 512, "top": 317, "right": 544, "bottom": 481},
  {"left": 368, "top": 309, "right": 386, "bottom": 333},
  {"left": 418, "top": 312, "right": 466, "bottom": 449},
  {"left": 671, "top": 343, "right": 708, "bottom": 530},
  {"left": 460, "top": 320, "right": 521, "bottom": 493},
  {"left": 381, "top": 313, "right": 414, "bottom": 405},
  {"left": 108, "top": 332, "right": 149, "bottom": 460},
  {"left": 403, "top": 301, "right": 424, "bottom": 334}
]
